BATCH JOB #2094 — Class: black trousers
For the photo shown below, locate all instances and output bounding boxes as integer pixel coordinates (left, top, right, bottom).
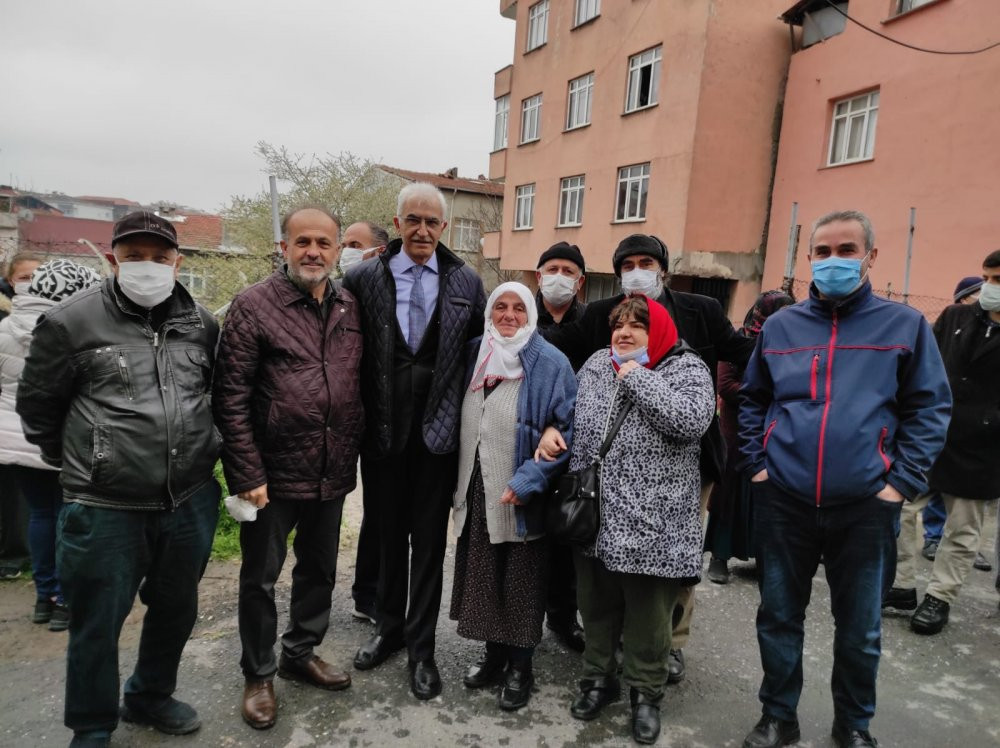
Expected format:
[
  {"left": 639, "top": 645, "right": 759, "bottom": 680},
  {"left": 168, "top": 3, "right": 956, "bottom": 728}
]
[
  {"left": 238, "top": 496, "right": 345, "bottom": 679},
  {"left": 351, "top": 461, "right": 380, "bottom": 612},
  {"left": 365, "top": 439, "right": 457, "bottom": 662},
  {"left": 546, "top": 542, "right": 579, "bottom": 626}
]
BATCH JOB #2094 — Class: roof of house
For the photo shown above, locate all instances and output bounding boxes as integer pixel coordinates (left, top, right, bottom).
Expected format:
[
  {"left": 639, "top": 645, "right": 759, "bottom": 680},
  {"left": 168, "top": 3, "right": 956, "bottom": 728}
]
[
  {"left": 17, "top": 213, "right": 113, "bottom": 256},
  {"left": 174, "top": 213, "right": 223, "bottom": 249},
  {"left": 379, "top": 165, "right": 503, "bottom": 197},
  {"left": 75, "top": 195, "right": 142, "bottom": 207}
]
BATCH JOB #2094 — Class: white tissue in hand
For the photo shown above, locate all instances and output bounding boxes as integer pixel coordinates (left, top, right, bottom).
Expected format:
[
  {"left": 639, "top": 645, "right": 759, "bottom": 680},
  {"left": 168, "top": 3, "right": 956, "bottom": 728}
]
[{"left": 224, "top": 495, "right": 259, "bottom": 522}]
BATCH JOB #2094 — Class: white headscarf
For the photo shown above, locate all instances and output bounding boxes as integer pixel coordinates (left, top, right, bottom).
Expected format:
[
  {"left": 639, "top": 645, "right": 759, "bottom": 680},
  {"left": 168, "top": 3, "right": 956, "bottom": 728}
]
[{"left": 469, "top": 281, "right": 538, "bottom": 392}]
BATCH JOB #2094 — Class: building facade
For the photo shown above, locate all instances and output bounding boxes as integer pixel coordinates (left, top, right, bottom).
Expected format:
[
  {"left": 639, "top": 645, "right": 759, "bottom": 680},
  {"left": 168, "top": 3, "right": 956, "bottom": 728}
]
[
  {"left": 765, "top": 0, "right": 1000, "bottom": 314},
  {"left": 486, "top": 0, "right": 792, "bottom": 317}
]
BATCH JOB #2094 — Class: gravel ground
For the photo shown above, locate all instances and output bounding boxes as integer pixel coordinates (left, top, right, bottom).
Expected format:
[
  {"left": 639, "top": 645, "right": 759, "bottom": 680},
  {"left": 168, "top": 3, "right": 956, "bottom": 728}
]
[{"left": 1, "top": 488, "right": 997, "bottom": 748}]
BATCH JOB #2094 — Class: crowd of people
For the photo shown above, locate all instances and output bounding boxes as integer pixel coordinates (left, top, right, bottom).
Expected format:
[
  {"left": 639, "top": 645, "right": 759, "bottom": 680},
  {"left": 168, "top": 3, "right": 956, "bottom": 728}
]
[{"left": 0, "top": 184, "right": 996, "bottom": 748}]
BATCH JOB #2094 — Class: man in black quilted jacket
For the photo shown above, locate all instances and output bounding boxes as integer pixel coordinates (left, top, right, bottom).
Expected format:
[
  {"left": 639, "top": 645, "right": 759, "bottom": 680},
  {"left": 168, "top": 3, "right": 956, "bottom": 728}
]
[{"left": 344, "top": 182, "right": 486, "bottom": 700}]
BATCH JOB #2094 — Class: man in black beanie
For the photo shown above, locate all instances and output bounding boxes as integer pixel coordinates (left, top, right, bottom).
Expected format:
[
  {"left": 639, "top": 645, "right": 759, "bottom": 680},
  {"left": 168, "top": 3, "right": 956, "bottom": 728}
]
[{"left": 542, "top": 233, "right": 754, "bottom": 683}]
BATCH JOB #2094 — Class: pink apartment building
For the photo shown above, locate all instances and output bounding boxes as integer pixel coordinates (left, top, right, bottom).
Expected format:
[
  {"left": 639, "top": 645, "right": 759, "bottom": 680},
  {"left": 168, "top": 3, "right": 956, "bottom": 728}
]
[
  {"left": 765, "top": 0, "right": 1000, "bottom": 309},
  {"left": 485, "top": 0, "right": 791, "bottom": 318}
]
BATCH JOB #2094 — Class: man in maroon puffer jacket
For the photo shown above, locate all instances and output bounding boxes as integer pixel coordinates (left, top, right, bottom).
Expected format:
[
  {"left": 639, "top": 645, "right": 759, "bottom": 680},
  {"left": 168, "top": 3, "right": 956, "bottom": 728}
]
[{"left": 214, "top": 206, "right": 364, "bottom": 731}]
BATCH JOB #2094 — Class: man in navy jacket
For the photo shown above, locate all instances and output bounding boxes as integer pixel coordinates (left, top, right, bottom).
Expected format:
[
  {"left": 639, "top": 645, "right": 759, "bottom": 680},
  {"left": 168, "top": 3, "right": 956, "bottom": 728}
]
[{"left": 737, "top": 210, "right": 950, "bottom": 748}]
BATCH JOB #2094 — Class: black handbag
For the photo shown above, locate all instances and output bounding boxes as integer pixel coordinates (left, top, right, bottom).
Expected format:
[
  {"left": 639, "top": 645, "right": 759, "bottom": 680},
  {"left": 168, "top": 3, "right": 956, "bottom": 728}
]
[{"left": 547, "top": 399, "right": 633, "bottom": 547}]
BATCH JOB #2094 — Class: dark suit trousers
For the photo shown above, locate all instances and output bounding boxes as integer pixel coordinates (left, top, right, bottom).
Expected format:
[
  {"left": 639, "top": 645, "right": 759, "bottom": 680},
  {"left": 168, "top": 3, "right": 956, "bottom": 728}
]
[
  {"left": 351, "top": 462, "right": 380, "bottom": 611},
  {"left": 238, "top": 496, "right": 345, "bottom": 679},
  {"left": 365, "top": 439, "right": 457, "bottom": 662}
]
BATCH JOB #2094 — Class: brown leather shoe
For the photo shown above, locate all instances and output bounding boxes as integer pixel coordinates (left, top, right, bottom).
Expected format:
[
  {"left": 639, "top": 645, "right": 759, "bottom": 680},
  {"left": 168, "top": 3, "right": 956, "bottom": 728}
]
[
  {"left": 278, "top": 654, "right": 352, "bottom": 691},
  {"left": 241, "top": 680, "right": 276, "bottom": 730}
]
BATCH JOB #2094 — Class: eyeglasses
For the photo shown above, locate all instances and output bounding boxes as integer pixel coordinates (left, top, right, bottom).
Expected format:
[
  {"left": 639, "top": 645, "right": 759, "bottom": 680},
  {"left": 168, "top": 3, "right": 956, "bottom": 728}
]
[{"left": 402, "top": 215, "right": 442, "bottom": 229}]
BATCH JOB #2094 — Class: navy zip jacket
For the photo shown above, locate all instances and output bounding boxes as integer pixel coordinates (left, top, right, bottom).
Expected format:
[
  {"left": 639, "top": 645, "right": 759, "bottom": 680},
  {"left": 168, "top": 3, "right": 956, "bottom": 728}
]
[{"left": 738, "top": 282, "right": 951, "bottom": 506}]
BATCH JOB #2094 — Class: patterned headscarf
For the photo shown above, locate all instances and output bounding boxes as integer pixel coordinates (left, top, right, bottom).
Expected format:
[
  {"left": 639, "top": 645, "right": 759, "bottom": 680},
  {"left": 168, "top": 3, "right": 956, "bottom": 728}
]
[
  {"left": 28, "top": 259, "right": 103, "bottom": 303},
  {"left": 742, "top": 290, "right": 795, "bottom": 337}
]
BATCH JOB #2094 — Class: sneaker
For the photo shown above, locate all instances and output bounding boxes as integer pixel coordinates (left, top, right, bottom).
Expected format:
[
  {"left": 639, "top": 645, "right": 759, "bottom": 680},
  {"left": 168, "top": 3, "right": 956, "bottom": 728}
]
[
  {"left": 881, "top": 586, "right": 917, "bottom": 611},
  {"left": 0, "top": 565, "right": 22, "bottom": 580},
  {"left": 921, "top": 540, "right": 938, "bottom": 561},
  {"left": 49, "top": 602, "right": 70, "bottom": 632},
  {"left": 33, "top": 599, "right": 54, "bottom": 624},
  {"left": 973, "top": 552, "right": 992, "bottom": 572},
  {"left": 910, "top": 593, "right": 949, "bottom": 635}
]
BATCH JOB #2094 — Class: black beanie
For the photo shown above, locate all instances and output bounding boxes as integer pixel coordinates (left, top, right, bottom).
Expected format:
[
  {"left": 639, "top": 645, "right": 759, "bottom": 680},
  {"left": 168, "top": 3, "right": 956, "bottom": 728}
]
[
  {"left": 537, "top": 241, "right": 586, "bottom": 272},
  {"left": 612, "top": 234, "right": 668, "bottom": 276}
]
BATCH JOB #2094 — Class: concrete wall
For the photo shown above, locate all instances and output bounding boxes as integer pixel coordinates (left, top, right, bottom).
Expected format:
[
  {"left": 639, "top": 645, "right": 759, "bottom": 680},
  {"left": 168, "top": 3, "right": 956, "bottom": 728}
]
[{"left": 763, "top": 0, "right": 1000, "bottom": 303}]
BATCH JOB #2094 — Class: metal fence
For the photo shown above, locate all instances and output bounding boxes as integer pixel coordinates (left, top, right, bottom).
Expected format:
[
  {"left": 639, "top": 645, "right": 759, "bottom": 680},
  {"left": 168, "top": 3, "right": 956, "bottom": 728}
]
[{"left": 785, "top": 278, "right": 952, "bottom": 322}]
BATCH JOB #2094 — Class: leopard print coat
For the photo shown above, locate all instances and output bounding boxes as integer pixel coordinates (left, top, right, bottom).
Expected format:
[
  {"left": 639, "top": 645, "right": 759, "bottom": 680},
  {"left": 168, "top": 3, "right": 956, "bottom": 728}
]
[{"left": 570, "top": 347, "right": 715, "bottom": 580}]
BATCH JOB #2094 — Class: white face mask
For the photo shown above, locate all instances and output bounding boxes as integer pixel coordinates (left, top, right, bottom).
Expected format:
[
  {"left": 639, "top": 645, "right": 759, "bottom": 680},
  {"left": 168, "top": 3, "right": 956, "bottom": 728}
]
[
  {"left": 621, "top": 268, "right": 662, "bottom": 297},
  {"left": 117, "top": 260, "right": 176, "bottom": 308},
  {"left": 13, "top": 282, "right": 30, "bottom": 296},
  {"left": 338, "top": 247, "right": 379, "bottom": 275},
  {"left": 539, "top": 273, "right": 578, "bottom": 307},
  {"left": 979, "top": 282, "right": 1000, "bottom": 312}
]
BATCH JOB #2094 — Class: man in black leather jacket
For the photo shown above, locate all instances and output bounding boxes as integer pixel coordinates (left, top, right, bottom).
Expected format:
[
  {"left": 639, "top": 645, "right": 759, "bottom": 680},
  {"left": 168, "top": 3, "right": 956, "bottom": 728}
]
[
  {"left": 17, "top": 211, "right": 221, "bottom": 748},
  {"left": 542, "top": 234, "right": 754, "bottom": 684}
]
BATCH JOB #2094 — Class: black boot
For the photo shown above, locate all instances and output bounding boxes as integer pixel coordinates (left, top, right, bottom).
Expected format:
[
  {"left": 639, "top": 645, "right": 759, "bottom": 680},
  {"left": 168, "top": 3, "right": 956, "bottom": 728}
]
[
  {"left": 498, "top": 661, "right": 533, "bottom": 711},
  {"left": 629, "top": 687, "right": 662, "bottom": 744},
  {"left": 570, "top": 675, "right": 621, "bottom": 720},
  {"left": 464, "top": 645, "right": 507, "bottom": 689}
]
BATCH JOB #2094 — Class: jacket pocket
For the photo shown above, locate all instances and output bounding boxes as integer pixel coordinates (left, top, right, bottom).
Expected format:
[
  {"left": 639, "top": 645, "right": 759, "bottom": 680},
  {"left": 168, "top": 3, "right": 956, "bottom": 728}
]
[
  {"left": 90, "top": 424, "right": 114, "bottom": 485},
  {"left": 877, "top": 426, "right": 890, "bottom": 472}
]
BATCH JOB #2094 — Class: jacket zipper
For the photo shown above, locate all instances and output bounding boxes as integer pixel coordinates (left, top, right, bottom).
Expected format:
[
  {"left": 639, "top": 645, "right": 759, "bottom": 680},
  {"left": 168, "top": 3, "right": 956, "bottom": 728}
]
[
  {"left": 815, "top": 311, "right": 838, "bottom": 507},
  {"left": 877, "top": 426, "right": 890, "bottom": 472},
  {"left": 763, "top": 419, "right": 777, "bottom": 450},
  {"left": 118, "top": 353, "right": 134, "bottom": 400},
  {"left": 810, "top": 354, "right": 819, "bottom": 400}
]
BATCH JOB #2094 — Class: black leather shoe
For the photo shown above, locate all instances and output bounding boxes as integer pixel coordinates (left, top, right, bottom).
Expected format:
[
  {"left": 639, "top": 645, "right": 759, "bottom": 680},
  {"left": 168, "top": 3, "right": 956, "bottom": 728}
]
[
  {"left": 832, "top": 722, "right": 879, "bottom": 747},
  {"left": 707, "top": 556, "right": 731, "bottom": 584},
  {"left": 973, "top": 551, "right": 992, "bottom": 572},
  {"left": 69, "top": 732, "right": 110, "bottom": 747},
  {"left": 910, "top": 593, "right": 949, "bottom": 635},
  {"left": 120, "top": 695, "right": 201, "bottom": 735},
  {"left": 570, "top": 675, "right": 620, "bottom": 720},
  {"left": 498, "top": 664, "right": 533, "bottom": 710},
  {"left": 547, "top": 619, "right": 586, "bottom": 653},
  {"left": 741, "top": 714, "right": 800, "bottom": 748},
  {"left": 629, "top": 688, "right": 662, "bottom": 745},
  {"left": 666, "top": 648, "right": 685, "bottom": 684},
  {"left": 409, "top": 658, "right": 442, "bottom": 700},
  {"left": 463, "top": 649, "right": 507, "bottom": 689},
  {"left": 353, "top": 634, "right": 405, "bottom": 670},
  {"left": 881, "top": 586, "right": 917, "bottom": 611}
]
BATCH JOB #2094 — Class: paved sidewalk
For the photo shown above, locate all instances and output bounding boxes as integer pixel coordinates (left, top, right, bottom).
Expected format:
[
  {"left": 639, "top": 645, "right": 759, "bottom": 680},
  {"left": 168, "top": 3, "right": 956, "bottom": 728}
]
[{"left": 1, "top": 489, "right": 997, "bottom": 747}]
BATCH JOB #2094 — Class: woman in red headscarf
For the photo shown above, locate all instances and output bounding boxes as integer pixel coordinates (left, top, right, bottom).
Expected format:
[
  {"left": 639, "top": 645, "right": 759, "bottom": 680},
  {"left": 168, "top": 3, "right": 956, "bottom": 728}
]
[{"left": 563, "top": 295, "right": 715, "bottom": 744}]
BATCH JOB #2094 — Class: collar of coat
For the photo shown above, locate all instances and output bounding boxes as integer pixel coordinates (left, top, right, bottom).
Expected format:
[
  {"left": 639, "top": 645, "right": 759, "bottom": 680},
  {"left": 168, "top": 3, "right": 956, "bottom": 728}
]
[
  {"left": 271, "top": 266, "right": 340, "bottom": 308},
  {"left": 380, "top": 238, "right": 465, "bottom": 275}
]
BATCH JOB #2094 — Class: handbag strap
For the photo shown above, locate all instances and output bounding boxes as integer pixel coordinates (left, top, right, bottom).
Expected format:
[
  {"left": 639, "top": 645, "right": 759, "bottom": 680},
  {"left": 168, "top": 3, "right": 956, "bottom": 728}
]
[{"left": 597, "top": 399, "right": 632, "bottom": 461}]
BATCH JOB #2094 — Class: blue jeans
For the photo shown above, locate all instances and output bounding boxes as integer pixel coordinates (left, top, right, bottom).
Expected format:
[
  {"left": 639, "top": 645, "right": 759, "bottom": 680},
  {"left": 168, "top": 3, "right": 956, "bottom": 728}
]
[
  {"left": 922, "top": 492, "right": 945, "bottom": 543},
  {"left": 57, "top": 479, "right": 220, "bottom": 734},
  {"left": 753, "top": 481, "right": 900, "bottom": 731},
  {"left": 3, "top": 465, "right": 64, "bottom": 600}
]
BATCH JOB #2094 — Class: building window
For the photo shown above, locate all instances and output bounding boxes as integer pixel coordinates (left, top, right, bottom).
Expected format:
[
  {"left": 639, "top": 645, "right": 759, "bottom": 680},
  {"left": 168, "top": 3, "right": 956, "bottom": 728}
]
[
  {"left": 558, "top": 176, "right": 585, "bottom": 227},
  {"left": 514, "top": 184, "right": 535, "bottom": 230},
  {"left": 178, "top": 266, "right": 207, "bottom": 297},
  {"left": 566, "top": 73, "right": 594, "bottom": 130},
  {"left": 615, "top": 163, "right": 650, "bottom": 222},
  {"left": 453, "top": 218, "right": 482, "bottom": 251},
  {"left": 625, "top": 45, "right": 662, "bottom": 113},
  {"left": 520, "top": 94, "right": 542, "bottom": 144},
  {"left": 493, "top": 95, "right": 509, "bottom": 151},
  {"left": 828, "top": 91, "right": 879, "bottom": 166},
  {"left": 526, "top": 0, "right": 549, "bottom": 51},
  {"left": 895, "top": 0, "right": 936, "bottom": 14},
  {"left": 574, "top": 0, "right": 600, "bottom": 26}
]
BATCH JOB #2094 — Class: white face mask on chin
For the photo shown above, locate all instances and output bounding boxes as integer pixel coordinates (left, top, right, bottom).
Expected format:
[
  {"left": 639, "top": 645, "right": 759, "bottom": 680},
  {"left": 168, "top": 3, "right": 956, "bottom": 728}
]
[
  {"left": 118, "top": 260, "right": 176, "bottom": 308},
  {"left": 621, "top": 268, "right": 662, "bottom": 298}
]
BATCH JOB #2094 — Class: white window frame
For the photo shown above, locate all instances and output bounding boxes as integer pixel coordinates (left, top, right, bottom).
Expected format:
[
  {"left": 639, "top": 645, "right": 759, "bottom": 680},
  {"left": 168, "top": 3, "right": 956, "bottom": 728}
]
[
  {"left": 493, "top": 95, "right": 509, "bottom": 151},
  {"left": 896, "top": 0, "right": 936, "bottom": 13},
  {"left": 514, "top": 184, "right": 536, "bottom": 230},
  {"left": 625, "top": 45, "right": 662, "bottom": 113},
  {"left": 566, "top": 73, "right": 594, "bottom": 130},
  {"left": 526, "top": 0, "right": 549, "bottom": 52},
  {"left": 827, "top": 91, "right": 879, "bottom": 166},
  {"left": 615, "top": 163, "right": 650, "bottom": 222},
  {"left": 178, "top": 266, "right": 207, "bottom": 297},
  {"left": 558, "top": 175, "right": 585, "bottom": 227},
  {"left": 520, "top": 94, "right": 542, "bottom": 144},
  {"left": 452, "top": 218, "right": 481, "bottom": 251},
  {"left": 574, "top": 0, "right": 600, "bottom": 26}
]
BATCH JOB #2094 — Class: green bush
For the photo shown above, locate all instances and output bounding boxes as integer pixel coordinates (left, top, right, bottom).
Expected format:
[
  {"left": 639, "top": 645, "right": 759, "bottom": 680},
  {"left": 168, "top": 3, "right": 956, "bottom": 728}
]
[{"left": 211, "top": 462, "right": 242, "bottom": 560}]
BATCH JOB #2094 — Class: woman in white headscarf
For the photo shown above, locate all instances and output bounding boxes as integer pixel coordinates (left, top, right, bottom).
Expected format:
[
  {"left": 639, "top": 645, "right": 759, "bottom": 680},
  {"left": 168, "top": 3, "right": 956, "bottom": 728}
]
[{"left": 450, "top": 281, "right": 577, "bottom": 711}]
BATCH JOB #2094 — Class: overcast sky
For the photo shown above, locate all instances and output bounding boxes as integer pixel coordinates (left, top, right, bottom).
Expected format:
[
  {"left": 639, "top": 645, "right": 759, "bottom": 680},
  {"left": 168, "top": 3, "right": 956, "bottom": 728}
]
[{"left": 1, "top": 1, "right": 515, "bottom": 212}]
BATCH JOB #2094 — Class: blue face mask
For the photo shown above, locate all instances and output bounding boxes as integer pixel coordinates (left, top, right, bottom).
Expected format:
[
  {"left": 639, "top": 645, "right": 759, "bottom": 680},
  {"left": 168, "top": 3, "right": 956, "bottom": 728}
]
[
  {"left": 811, "top": 255, "right": 868, "bottom": 299},
  {"left": 611, "top": 346, "right": 650, "bottom": 367}
]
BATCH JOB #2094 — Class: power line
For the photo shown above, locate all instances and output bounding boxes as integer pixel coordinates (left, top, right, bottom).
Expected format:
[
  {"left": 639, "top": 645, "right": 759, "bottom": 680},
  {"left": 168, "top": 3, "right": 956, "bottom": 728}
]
[{"left": 821, "top": 0, "right": 1000, "bottom": 55}]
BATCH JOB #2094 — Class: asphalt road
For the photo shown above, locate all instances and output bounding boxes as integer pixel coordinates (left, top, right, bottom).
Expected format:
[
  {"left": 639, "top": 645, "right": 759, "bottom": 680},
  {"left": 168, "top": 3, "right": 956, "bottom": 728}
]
[{"left": 1, "top": 490, "right": 997, "bottom": 748}]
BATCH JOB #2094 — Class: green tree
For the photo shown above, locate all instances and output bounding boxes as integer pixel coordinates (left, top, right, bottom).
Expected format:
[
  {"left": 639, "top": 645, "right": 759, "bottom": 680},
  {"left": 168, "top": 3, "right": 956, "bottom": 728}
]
[{"left": 223, "top": 142, "right": 399, "bottom": 254}]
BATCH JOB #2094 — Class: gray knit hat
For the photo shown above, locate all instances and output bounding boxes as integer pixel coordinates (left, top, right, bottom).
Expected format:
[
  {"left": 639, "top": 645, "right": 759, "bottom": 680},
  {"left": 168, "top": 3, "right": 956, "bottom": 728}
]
[{"left": 28, "top": 259, "right": 103, "bottom": 303}]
